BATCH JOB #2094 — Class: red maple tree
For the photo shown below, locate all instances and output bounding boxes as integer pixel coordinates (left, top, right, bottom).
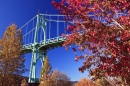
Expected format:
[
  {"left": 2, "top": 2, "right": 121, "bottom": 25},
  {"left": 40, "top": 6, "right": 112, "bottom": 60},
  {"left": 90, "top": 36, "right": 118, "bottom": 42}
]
[{"left": 52, "top": 0, "right": 130, "bottom": 84}]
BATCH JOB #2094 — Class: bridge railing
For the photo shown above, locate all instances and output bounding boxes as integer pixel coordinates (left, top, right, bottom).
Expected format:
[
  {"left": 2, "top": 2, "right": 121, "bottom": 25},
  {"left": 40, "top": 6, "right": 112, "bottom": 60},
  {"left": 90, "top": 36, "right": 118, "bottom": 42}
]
[
  {"left": 22, "top": 35, "right": 66, "bottom": 49},
  {"left": 19, "top": 14, "right": 68, "bottom": 46}
]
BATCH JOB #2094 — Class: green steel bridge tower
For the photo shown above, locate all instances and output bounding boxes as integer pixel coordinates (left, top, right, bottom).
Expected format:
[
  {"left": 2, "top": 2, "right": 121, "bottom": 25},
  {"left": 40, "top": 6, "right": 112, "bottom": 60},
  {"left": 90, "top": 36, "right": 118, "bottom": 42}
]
[{"left": 20, "top": 14, "right": 67, "bottom": 83}]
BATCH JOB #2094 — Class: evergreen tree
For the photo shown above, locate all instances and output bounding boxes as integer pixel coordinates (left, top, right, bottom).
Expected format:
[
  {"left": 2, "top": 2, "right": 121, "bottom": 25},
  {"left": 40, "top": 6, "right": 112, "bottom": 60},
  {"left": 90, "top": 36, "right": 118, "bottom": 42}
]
[{"left": 0, "top": 24, "right": 27, "bottom": 86}]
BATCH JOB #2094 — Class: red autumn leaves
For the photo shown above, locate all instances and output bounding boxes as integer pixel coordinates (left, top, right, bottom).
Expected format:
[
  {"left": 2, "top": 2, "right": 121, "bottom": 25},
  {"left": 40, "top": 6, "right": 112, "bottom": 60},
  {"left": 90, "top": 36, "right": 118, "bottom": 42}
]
[{"left": 52, "top": 0, "right": 130, "bottom": 84}]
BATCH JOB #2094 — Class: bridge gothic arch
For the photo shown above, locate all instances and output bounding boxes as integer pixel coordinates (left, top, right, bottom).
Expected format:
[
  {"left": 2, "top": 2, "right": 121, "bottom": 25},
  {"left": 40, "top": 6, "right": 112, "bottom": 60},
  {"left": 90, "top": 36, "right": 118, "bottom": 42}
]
[{"left": 29, "top": 14, "right": 47, "bottom": 83}]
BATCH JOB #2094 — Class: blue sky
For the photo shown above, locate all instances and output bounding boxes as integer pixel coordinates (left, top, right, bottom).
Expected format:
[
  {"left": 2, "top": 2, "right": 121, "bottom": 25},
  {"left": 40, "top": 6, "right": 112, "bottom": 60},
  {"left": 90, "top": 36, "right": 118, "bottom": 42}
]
[{"left": 0, "top": 0, "right": 89, "bottom": 81}]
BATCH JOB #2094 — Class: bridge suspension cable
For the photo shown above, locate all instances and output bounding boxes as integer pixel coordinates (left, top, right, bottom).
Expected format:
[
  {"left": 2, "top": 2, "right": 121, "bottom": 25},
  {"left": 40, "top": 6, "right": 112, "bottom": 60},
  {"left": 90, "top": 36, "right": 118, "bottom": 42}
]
[
  {"left": 49, "top": 16, "right": 51, "bottom": 39},
  {"left": 57, "top": 16, "right": 59, "bottom": 37},
  {"left": 18, "top": 15, "right": 37, "bottom": 31}
]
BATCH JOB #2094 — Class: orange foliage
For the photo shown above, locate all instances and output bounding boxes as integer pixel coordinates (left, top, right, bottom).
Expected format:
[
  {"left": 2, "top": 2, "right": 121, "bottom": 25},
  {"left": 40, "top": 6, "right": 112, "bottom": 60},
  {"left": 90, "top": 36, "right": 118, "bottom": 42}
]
[
  {"left": 39, "top": 69, "right": 71, "bottom": 86},
  {"left": 0, "top": 24, "right": 27, "bottom": 86},
  {"left": 74, "top": 78, "right": 96, "bottom": 86}
]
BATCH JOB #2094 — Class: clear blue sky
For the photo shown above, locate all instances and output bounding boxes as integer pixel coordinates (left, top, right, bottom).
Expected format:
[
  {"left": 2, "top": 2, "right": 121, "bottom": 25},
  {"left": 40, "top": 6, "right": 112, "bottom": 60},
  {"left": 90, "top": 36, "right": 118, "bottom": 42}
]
[{"left": 0, "top": 0, "right": 88, "bottom": 81}]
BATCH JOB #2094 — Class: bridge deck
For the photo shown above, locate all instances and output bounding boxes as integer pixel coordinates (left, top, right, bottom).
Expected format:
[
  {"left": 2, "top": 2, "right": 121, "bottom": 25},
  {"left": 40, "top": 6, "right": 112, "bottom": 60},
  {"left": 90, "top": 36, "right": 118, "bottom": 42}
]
[{"left": 22, "top": 36, "right": 66, "bottom": 53}]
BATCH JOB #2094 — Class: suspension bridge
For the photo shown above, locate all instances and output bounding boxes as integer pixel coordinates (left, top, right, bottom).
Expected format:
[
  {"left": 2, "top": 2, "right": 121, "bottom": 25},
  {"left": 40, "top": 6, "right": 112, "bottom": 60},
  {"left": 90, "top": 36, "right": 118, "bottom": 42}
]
[
  {"left": 18, "top": 13, "right": 123, "bottom": 83},
  {"left": 18, "top": 13, "right": 69, "bottom": 83}
]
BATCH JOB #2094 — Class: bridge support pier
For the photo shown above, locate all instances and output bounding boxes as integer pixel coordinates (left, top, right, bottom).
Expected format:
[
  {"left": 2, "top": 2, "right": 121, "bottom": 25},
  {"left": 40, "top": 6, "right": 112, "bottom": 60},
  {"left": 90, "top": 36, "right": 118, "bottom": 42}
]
[{"left": 28, "top": 49, "right": 47, "bottom": 83}]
